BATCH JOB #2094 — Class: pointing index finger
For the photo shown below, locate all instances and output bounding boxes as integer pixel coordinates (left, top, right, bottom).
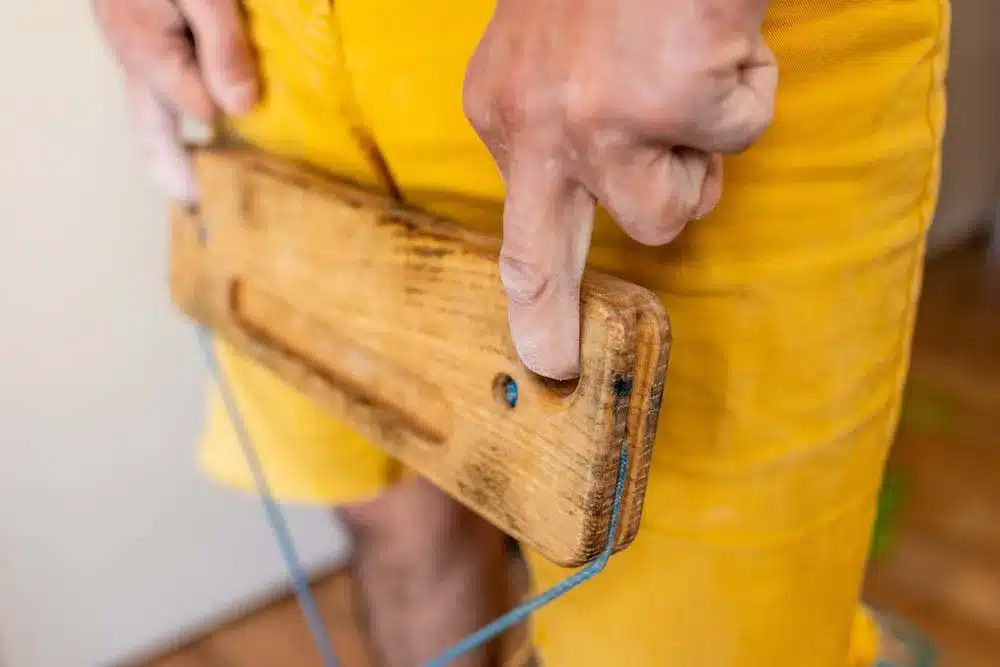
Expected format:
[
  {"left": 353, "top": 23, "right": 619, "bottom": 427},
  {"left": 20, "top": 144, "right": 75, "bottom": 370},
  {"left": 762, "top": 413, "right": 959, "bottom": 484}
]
[{"left": 500, "top": 148, "right": 595, "bottom": 380}]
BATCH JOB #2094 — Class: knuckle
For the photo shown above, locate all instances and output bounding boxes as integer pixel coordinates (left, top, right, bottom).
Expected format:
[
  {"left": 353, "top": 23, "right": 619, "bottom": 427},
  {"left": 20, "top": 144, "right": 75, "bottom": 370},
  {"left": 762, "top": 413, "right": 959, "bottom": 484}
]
[
  {"left": 498, "top": 252, "right": 551, "bottom": 306},
  {"left": 462, "top": 78, "right": 540, "bottom": 155},
  {"left": 726, "top": 118, "right": 771, "bottom": 153},
  {"left": 563, "top": 84, "right": 607, "bottom": 133},
  {"left": 721, "top": 84, "right": 777, "bottom": 152},
  {"left": 463, "top": 52, "right": 551, "bottom": 138},
  {"left": 492, "top": 80, "right": 536, "bottom": 131},
  {"left": 631, "top": 217, "right": 687, "bottom": 246},
  {"left": 461, "top": 57, "right": 509, "bottom": 136},
  {"left": 461, "top": 77, "right": 494, "bottom": 136},
  {"left": 624, "top": 192, "right": 696, "bottom": 246},
  {"left": 731, "top": 102, "right": 775, "bottom": 151}
]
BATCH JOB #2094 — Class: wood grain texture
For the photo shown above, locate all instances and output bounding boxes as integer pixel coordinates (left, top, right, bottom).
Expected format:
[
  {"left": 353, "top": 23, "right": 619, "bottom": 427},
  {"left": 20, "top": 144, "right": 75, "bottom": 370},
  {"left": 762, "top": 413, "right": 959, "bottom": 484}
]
[{"left": 169, "top": 146, "right": 671, "bottom": 567}]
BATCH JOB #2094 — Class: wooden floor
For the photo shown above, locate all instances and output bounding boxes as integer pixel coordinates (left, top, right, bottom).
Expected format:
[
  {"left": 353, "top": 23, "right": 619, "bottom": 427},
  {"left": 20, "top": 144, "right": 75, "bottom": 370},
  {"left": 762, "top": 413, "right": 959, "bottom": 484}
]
[
  {"left": 140, "top": 575, "right": 376, "bottom": 667},
  {"left": 139, "top": 237, "right": 1000, "bottom": 667},
  {"left": 863, "top": 236, "right": 1000, "bottom": 667}
]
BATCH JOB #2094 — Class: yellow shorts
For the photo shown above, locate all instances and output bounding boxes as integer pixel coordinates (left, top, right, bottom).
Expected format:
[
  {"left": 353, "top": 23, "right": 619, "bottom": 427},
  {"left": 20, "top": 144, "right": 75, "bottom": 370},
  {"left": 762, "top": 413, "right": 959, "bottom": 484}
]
[{"left": 198, "top": 1, "right": 949, "bottom": 665}]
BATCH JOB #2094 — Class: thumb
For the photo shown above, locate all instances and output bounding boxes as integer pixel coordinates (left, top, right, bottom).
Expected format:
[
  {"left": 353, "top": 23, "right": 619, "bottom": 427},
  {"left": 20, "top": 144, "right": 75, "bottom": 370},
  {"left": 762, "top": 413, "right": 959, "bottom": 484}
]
[
  {"left": 179, "top": 0, "right": 259, "bottom": 115},
  {"left": 500, "top": 154, "right": 596, "bottom": 380}
]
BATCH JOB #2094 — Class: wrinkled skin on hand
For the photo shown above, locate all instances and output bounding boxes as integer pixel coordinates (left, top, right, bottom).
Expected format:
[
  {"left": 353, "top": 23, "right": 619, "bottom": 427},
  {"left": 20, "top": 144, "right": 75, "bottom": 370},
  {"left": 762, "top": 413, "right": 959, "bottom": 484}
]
[
  {"left": 464, "top": 0, "right": 778, "bottom": 380},
  {"left": 91, "top": 0, "right": 258, "bottom": 204}
]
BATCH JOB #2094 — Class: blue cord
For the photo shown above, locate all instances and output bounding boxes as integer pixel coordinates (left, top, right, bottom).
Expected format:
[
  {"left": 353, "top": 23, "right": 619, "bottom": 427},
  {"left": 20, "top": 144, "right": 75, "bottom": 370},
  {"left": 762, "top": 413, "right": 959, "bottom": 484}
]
[
  {"left": 196, "top": 326, "right": 341, "bottom": 667},
  {"left": 197, "top": 323, "right": 630, "bottom": 667}
]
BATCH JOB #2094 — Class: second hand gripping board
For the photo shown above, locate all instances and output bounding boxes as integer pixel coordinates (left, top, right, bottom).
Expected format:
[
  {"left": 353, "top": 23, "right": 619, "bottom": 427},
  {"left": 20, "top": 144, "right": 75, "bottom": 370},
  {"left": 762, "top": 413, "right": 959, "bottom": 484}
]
[{"left": 170, "top": 147, "right": 671, "bottom": 568}]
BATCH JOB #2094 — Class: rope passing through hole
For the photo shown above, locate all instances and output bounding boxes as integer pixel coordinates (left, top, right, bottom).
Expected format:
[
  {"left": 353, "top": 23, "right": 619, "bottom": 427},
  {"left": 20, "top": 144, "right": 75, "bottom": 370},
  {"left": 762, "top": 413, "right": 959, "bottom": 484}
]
[{"left": 196, "top": 323, "right": 630, "bottom": 667}]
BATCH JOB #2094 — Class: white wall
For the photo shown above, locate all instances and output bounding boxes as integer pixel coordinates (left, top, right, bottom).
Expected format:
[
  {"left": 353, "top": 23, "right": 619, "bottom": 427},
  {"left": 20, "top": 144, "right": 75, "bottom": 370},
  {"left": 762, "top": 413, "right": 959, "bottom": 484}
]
[{"left": 0, "top": 5, "right": 350, "bottom": 667}]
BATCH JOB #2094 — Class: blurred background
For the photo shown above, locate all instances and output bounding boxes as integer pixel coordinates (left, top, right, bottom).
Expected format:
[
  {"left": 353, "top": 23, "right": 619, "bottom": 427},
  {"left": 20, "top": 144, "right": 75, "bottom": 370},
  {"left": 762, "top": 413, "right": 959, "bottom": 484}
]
[{"left": 0, "top": 2, "right": 997, "bottom": 667}]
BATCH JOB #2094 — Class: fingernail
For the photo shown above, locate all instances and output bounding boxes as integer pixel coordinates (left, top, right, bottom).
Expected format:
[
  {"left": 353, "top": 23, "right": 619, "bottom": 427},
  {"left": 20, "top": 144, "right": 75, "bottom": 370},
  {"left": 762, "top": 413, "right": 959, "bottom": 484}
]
[
  {"left": 220, "top": 79, "right": 258, "bottom": 114},
  {"left": 152, "top": 157, "right": 199, "bottom": 206},
  {"left": 181, "top": 116, "right": 216, "bottom": 146}
]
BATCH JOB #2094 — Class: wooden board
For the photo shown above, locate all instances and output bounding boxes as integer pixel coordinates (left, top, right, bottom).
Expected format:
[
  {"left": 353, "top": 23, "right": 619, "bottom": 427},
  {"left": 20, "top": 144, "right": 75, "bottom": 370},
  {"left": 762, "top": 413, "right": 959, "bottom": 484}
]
[{"left": 169, "top": 147, "right": 670, "bottom": 567}]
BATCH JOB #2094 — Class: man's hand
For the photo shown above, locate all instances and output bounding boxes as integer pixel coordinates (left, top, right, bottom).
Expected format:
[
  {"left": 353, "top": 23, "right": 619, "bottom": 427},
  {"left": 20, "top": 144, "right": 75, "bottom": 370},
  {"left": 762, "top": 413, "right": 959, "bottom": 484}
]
[
  {"left": 92, "top": 0, "right": 259, "bottom": 205},
  {"left": 464, "top": 0, "right": 777, "bottom": 379}
]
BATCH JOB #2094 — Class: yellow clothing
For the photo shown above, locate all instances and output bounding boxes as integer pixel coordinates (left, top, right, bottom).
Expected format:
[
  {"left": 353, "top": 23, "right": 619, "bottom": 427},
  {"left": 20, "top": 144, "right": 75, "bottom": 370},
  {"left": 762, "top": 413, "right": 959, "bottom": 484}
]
[{"left": 200, "top": 0, "right": 949, "bottom": 665}]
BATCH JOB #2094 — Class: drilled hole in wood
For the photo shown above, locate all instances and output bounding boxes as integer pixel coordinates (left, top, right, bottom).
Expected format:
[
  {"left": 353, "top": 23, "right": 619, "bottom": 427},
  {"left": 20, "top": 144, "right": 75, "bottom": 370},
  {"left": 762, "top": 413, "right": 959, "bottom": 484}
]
[
  {"left": 492, "top": 373, "right": 519, "bottom": 409},
  {"left": 536, "top": 375, "right": 579, "bottom": 398}
]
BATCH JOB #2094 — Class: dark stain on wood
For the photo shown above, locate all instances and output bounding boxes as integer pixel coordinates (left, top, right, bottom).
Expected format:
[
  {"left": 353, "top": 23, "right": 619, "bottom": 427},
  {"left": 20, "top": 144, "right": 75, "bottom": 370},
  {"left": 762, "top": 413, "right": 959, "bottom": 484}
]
[
  {"left": 371, "top": 409, "right": 405, "bottom": 452},
  {"left": 238, "top": 180, "right": 263, "bottom": 230},
  {"left": 338, "top": 195, "right": 363, "bottom": 210},
  {"left": 458, "top": 460, "right": 518, "bottom": 534},
  {"left": 382, "top": 211, "right": 419, "bottom": 232},
  {"left": 613, "top": 375, "right": 634, "bottom": 399},
  {"left": 576, "top": 372, "right": 636, "bottom": 560},
  {"left": 407, "top": 263, "right": 444, "bottom": 279},
  {"left": 255, "top": 165, "right": 313, "bottom": 194},
  {"left": 409, "top": 245, "right": 451, "bottom": 258}
]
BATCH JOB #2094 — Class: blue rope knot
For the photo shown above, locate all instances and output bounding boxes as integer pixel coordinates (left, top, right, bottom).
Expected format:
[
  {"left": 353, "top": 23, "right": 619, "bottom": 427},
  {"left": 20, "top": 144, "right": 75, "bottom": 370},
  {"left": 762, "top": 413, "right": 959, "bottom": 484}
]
[{"left": 197, "top": 323, "right": 630, "bottom": 667}]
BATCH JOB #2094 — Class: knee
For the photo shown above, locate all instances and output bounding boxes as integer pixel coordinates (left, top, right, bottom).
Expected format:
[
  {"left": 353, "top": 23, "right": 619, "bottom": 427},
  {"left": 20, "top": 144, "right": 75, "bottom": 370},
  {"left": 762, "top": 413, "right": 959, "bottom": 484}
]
[{"left": 336, "top": 476, "right": 496, "bottom": 554}]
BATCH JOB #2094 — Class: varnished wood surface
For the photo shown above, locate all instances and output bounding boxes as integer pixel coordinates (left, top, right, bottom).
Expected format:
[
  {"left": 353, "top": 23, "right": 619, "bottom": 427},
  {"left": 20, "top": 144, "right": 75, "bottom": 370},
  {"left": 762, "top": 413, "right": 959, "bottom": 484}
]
[
  {"left": 171, "top": 147, "right": 671, "bottom": 567},
  {"left": 141, "top": 236, "right": 1000, "bottom": 667}
]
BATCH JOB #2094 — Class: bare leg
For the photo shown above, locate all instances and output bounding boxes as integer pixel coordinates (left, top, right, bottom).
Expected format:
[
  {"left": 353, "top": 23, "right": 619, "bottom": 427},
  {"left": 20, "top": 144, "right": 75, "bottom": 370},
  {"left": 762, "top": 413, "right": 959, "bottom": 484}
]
[{"left": 337, "top": 477, "right": 508, "bottom": 667}]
